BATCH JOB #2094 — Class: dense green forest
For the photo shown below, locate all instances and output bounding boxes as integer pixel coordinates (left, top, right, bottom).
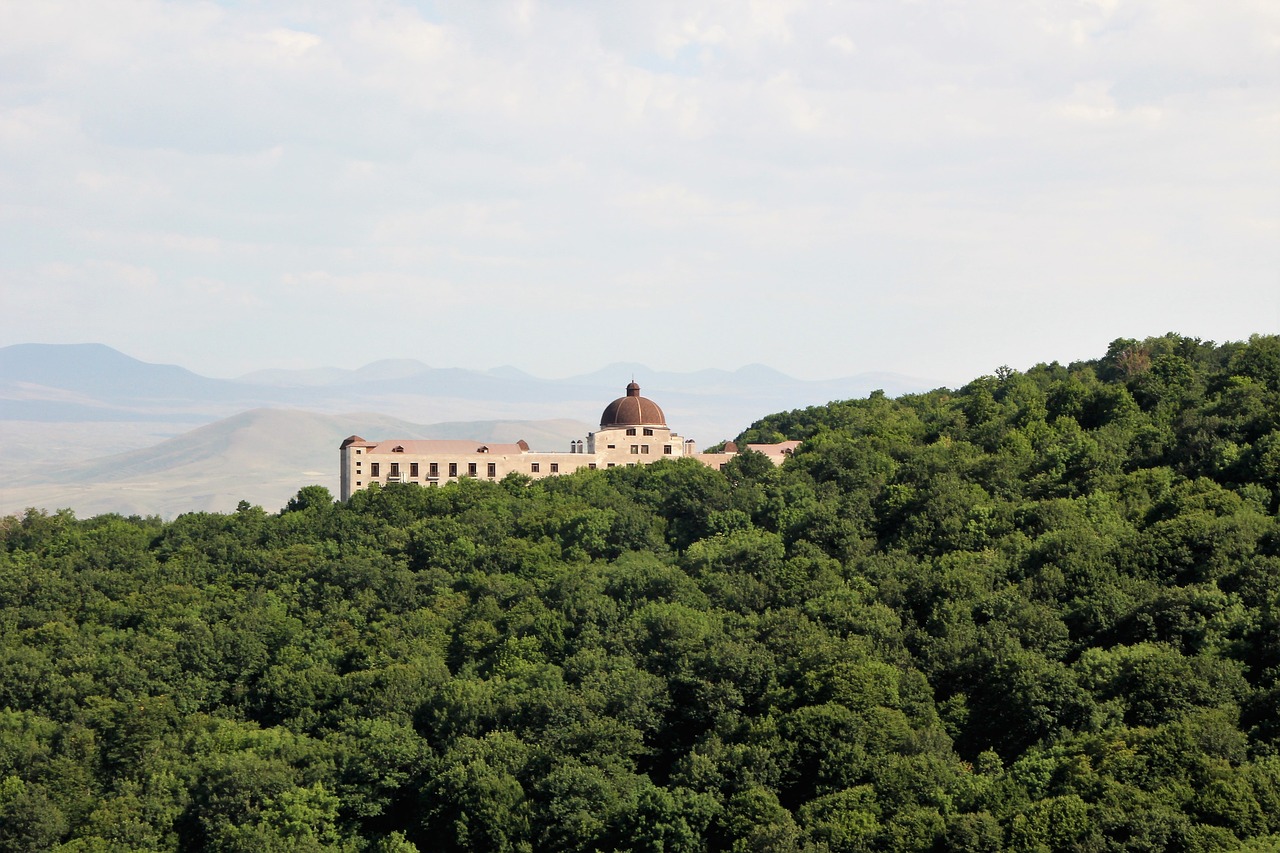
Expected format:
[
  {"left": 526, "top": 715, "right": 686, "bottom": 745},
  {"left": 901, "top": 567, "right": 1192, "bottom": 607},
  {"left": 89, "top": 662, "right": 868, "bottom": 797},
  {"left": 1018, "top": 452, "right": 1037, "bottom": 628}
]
[{"left": 2, "top": 333, "right": 1280, "bottom": 852}]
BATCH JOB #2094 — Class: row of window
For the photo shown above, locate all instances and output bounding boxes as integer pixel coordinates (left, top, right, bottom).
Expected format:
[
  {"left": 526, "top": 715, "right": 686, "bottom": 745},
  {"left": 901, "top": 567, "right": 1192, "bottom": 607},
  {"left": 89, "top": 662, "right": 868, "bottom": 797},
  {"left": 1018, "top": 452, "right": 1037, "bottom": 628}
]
[
  {"left": 625, "top": 428, "right": 656, "bottom": 436},
  {"left": 360, "top": 447, "right": 675, "bottom": 482},
  {"left": 362, "top": 460, "right": 565, "bottom": 479},
  {"left": 605, "top": 444, "right": 674, "bottom": 454},
  {"left": 355, "top": 458, "right": 652, "bottom": 489},
  {"left": 630, "top": 445, "right": 664, "bottom": 454}
]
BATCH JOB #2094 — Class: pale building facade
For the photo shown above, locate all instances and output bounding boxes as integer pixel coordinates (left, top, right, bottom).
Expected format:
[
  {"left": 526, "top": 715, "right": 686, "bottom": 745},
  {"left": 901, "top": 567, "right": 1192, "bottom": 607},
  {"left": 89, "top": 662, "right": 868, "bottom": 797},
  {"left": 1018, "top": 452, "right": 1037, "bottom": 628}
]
[{"left": 339, "top": 382, "right": 797, "bottom": 500}]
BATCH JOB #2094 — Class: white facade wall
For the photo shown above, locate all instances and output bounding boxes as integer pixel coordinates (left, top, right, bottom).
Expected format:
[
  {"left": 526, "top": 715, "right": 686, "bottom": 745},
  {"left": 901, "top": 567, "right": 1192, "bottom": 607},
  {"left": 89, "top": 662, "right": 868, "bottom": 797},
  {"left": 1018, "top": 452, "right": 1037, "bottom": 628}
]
[
  {"left": 338, "top": 387, "right": 795, "bottom": 501},
  {"left": 339, "top": 442, "right": 600, "bottom": 500},
  {"left": 588, "top": 424, "right": 691, "bottom": 469}
]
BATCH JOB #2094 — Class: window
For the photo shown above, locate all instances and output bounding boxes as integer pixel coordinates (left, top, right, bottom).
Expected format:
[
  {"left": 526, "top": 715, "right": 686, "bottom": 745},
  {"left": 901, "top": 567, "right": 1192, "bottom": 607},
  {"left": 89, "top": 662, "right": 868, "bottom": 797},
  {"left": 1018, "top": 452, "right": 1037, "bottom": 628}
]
[
  {"left": 429, "top": 462, "right": 439, "bottom": 476},
  {"left": 626, "top": 428, "right": 636, "bottom": 436},
  {"left": 664, "top": 445, "right": 672, "bottom": 454},
  {"left": 643, "top": 428, "right": 654, "bottom": 436},
  {"left": 468, "top": 463, "right": 477, "bottom": 476},
  {"left": 630, "top": 445, "right": 639, "bottom": 454},
  {"left": 487, "top": 463, "right": 496, "bottom": 477},
  {"left": 355, "top": 449, "right": 361, "bottom": 454},
  {"left": 607, "top": 444, "right": 615, "bottom": 449},
  {"left": 356, "top": 481, "right": 362, "bottom": 486},
  {"left": 390, "top": 462, "right": 400, "bottom": 477},
  {"left": 641, "top": 445, "right": 649, "bottom": 454},
  {"left": 589, "top": 463, "right": 597, "bottom": 469},
  {"left": 550, "top": 463, "right": 559, "bottom": 473},
  {"left": 607, "top": 463, "right": 616, "bottom": 468},
  {"left": 370, "top": 462, "right": 380, "bottom": 476},
  {"left": 410, "top": 462, "right": 419, "bottom": 477},
  {"left": 531, "top": 463, "right": 540, "bottom": 473},
  {"left": 449, "top": 463, "right": 458, "bottom": 477}
]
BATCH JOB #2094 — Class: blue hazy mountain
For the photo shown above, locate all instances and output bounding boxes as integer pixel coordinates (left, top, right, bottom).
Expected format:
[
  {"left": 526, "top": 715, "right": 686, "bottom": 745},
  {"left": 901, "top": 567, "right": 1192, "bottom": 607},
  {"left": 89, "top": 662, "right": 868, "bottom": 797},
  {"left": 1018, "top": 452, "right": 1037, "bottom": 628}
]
[
  {"left": 1, "top": 343, "right": 941, "bottom": 517},
  {"left": 0, "top": 342, "right": 246, "bottom": 401},
  {"left": 3, "top": 343, "right": 938, "bottom": 430}
]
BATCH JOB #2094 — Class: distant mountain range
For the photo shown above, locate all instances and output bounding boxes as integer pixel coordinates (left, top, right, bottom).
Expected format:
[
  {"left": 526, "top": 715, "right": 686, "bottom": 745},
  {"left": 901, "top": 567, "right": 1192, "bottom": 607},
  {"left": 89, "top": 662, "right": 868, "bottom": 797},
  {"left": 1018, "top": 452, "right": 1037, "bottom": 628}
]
[{"left": 0, "top": 343, "right": 938, "bottom": 517}]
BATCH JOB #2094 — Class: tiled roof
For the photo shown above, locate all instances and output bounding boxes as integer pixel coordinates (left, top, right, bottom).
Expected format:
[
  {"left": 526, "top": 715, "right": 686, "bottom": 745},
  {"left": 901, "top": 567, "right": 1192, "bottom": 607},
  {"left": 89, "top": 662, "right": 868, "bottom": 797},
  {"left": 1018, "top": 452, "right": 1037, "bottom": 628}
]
[
  {"left": 746, "top": 440, "right": 802, "bottom": 460},
  {"left": 600, "top": 382, "right": 667, "bottom": 428},
  {"left": 364, "top": 440, "right": 530, "bottom": 455}
]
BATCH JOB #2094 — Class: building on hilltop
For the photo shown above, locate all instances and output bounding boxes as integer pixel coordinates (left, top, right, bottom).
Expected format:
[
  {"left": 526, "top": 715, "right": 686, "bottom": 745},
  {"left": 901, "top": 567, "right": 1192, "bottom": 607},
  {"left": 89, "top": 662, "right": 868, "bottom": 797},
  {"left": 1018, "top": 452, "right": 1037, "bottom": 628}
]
[{"left": 339, "top": 381, "right": 800, "bottom": 500}]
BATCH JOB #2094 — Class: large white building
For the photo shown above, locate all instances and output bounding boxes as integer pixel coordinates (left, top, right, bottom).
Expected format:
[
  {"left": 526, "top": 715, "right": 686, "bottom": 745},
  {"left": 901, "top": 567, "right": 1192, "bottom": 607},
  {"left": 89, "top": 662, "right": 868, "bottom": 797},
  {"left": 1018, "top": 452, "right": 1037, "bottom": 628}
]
[{"left": 339, "top": 381, "right": 799, "bottom": 500}]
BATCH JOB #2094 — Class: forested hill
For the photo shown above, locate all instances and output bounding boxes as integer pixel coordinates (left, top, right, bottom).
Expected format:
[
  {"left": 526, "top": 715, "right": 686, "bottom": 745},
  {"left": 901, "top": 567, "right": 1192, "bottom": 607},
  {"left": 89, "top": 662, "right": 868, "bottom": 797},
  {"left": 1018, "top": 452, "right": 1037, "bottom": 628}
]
[{"left": 2, "top": 333, "right": 1279, "bottom": 852}]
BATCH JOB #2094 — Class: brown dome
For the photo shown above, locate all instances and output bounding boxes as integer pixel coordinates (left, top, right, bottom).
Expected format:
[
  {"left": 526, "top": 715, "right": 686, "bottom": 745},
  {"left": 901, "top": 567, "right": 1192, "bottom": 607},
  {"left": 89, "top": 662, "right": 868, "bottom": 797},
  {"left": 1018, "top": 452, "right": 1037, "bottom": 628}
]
[{"left": 600, "top": 381, "right": 666, "bottom": 428}]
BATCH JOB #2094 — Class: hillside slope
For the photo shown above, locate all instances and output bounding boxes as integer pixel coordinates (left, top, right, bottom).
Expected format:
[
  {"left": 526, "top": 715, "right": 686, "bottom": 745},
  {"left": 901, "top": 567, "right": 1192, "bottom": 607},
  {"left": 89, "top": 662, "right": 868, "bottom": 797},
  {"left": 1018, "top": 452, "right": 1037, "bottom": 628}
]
[
  {"left": 1, "top": 409, "right": 588, "bottom": 517},
  {"left": 1, "top": 333, "right": 1279, "bottom": 851}
]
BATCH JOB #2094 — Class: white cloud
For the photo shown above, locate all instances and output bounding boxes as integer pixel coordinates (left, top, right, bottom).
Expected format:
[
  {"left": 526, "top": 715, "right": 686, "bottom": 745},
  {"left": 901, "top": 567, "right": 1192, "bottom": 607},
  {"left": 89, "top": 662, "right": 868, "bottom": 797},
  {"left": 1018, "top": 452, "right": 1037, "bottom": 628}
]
[
  {"left": 827, "top": 35, "right": 856, "bottom": 55},
  {"left": 1055, "top": 81, "right": 1121, "bottom": 122},
  {"left": 0, "top": 0, "right": 1276, "bottom": 382},
  {"left": 251, "top": 28, "right": 323, "bottom": 60}
]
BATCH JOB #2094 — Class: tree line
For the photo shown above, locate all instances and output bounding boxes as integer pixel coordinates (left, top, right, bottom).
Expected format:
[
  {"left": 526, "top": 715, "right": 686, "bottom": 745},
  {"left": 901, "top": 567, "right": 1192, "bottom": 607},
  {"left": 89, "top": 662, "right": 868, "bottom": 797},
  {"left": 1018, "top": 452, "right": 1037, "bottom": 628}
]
[{"left": 1, "top": 332, "right": 1278, "bottom": 851}]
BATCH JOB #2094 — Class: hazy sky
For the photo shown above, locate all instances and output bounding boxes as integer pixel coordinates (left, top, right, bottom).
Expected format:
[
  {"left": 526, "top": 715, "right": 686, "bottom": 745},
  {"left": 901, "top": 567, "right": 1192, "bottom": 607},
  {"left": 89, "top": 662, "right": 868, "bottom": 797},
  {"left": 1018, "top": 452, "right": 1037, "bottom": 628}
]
[{"left": 2, "top": 1, "right": 1277, "bottom": 385}]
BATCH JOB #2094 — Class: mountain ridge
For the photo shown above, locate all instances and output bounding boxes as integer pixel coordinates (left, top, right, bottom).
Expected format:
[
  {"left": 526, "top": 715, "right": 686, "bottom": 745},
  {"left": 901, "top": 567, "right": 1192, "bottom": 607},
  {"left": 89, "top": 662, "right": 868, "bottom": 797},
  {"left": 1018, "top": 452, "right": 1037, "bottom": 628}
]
[
  {"left": 0, "top": 342, "right": 940, "bottom": 517},
  {"left": 2, "top": 407, "right": 590, "bottom": 517}
]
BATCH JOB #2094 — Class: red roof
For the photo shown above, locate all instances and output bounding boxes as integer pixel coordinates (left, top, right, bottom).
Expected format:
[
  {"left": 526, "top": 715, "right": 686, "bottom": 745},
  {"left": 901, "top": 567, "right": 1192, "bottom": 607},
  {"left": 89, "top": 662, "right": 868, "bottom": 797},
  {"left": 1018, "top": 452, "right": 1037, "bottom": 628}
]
[
  {"left": 363, "top": 440, "right": 530, "bottom": 455},
  {"left": 600, "top": 382, "right": 667, "bottom": 428}
]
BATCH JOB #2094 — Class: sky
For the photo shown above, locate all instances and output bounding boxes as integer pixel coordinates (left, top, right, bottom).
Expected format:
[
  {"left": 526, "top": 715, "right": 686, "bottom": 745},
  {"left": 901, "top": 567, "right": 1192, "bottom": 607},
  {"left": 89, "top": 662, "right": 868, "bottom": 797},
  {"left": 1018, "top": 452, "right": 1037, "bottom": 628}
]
[{"left": 1, "top": 0, "right": 1277, "bottom": 386}]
